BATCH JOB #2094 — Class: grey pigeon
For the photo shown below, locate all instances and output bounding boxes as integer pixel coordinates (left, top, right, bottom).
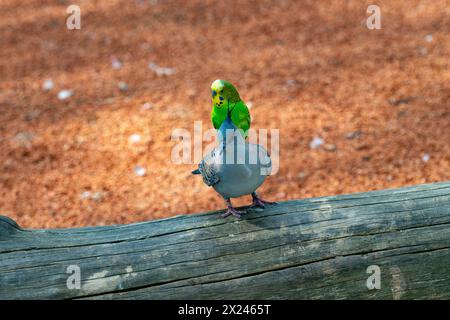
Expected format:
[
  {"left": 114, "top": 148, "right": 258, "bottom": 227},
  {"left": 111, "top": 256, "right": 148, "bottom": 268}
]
[{"left": 192, "top": 110, "right": 275, "bottom": 218}]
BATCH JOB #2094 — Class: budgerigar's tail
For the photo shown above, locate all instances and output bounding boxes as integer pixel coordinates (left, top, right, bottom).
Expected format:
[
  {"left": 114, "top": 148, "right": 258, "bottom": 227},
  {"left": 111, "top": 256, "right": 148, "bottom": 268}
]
[{"left": 192, "top": 169, "right": 201, "bottom": 175}]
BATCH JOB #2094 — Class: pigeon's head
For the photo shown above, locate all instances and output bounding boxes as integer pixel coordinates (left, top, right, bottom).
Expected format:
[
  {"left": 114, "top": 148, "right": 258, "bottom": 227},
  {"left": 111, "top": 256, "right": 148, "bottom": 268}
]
[{"left": 211, "top": 79, "right": 241, "bottom": 109}]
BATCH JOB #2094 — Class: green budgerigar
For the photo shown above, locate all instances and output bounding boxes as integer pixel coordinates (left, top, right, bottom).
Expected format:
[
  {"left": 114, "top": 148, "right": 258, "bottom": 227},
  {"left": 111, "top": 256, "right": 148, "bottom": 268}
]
[{"left": 210, "top": 79, "right": 251, "bottom": 137}]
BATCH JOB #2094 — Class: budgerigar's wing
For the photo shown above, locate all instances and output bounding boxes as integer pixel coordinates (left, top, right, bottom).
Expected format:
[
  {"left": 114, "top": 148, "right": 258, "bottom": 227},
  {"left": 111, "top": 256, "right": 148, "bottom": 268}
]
[
  {"left": 243, "top": 103, "right": 251, "bottom": 133},
  {"left": 211, "top": 110, "right": 222, "bottom": 130},
  {"left": 231, "top": 101, "right": 251, "bottom": 137}
]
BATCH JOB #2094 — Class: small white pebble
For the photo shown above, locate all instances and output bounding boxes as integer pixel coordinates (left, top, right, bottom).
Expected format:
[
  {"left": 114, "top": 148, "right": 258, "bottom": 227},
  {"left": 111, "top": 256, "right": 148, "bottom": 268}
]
[
  {"left": 142, "top": 102, "right": 153, "bottom": 110},
  {"left": 422, "top": 153, "right": 430, "bottom": 162},
  {"left": 80, "top": 191, "right": 91, "bottom": 200},
  {"left": 425, "top": 34, "right": 433, "bottom": 42},
  {"left": 247, "top": 101, "right": 253, "bottom": 109},
  {"left": 148, "top": 62, "right": 175, "bottom": 76},
  {"left": 57, "top": 89, "right": 72, "bottom": 100},
  {"left": 324, "top": 143, "right": 337, "bottom": 152},
  {"left": 15, "top": 131, "right": 34, "bottom": 143},
  {"left": 286, "top": 79, "right": 296, "bottom": 86},
  {"left": 42, "top": 79, "right": 54, "bottom": 91},
  {"left": 309, "top": 136, "right": 324, "bottom": 149},
  {"left": 134, "top": 166, "right": 147, "bottom": 177},
  {"left": 92, "top": 192, "right": 103, "bottom": 202},
  {"left": 129, "top": 134, "right": 141, "bottom": 143},
  {"left": 298, "top": 171, "right": 307, "bottom": 179},
  {"left": 118, "top": 81, "right": 128, "bottom": 91},
  {"left": 346, "top": 131, "right": 362, "bottom": 140},
  {"left": 154, "top": 67, "right": 174, "bottom": 76},
  {"left": 111, "top": 57, "right": 123, "bottom": 70}
]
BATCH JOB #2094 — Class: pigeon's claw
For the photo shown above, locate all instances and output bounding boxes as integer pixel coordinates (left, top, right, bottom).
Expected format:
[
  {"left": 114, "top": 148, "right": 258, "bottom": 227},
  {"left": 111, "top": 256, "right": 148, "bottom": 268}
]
[
  {"left": 221, "top": 198, "right": 245, "bottom": 218},
  {"left": 251, "top": 192, "right": 277, "bottom": 208},
  {"left": 221, "top": 206, "right": 245, "bottom": 218}
]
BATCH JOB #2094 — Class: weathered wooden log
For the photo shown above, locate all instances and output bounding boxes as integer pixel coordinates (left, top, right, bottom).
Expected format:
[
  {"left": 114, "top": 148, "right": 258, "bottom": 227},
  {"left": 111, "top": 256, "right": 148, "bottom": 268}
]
[{"left": 1, "top": 181, "right": 450, "bottom": 299}]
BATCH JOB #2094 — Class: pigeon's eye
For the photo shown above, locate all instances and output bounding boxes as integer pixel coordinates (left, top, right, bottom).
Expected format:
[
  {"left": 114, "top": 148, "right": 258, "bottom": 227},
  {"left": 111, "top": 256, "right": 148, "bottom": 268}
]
[{"left": 212, "top": 90, "right": 217, "bottom": 98}]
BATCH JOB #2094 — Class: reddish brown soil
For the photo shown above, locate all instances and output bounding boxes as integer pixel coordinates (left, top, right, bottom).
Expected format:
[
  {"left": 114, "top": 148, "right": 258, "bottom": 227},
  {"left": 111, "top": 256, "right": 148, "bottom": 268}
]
[{"left": 0, "top": 0, "right": 449, "bottom": 228}]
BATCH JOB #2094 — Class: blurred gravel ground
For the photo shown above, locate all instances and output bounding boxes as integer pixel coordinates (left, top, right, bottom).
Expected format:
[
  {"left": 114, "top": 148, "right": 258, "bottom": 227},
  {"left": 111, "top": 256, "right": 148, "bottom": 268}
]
[{"left": 0, "top": 0, "right": 449, "bottom": 228}]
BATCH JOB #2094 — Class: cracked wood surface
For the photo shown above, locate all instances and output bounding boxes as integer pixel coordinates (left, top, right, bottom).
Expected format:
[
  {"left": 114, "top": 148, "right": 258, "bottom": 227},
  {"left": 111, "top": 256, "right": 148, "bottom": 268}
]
[{"left": 1, "top": 181, "right": 450, "bottom": 299}]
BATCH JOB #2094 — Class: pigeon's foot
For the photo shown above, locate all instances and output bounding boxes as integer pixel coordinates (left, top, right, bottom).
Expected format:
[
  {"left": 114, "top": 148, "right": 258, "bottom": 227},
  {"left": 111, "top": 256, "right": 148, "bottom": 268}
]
[
  {"left": 251, "top": 192, "right": 277, "bottom": 208},
  {"left": 221, "top": 206, "right": 245, "bottom": 218},
  {"left": 221, "top": 198, "right": 245, "bottom": 218}
]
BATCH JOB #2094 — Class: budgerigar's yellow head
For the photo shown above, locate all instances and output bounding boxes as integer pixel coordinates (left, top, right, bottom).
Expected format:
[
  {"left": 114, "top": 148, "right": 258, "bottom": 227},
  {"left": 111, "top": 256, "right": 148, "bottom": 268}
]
[{"left": 211, "top": 79, "right": 241, "bottom": 108}]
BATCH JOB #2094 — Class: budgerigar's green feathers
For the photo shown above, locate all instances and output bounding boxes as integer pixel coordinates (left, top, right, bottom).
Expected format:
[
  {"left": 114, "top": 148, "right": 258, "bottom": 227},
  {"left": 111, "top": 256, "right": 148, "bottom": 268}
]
[
  {"left": 210, "top": 80, "right": 251, "bottom": 138},
  {"left": 211, "top": 100, "right": 250, "bottom": 137}
]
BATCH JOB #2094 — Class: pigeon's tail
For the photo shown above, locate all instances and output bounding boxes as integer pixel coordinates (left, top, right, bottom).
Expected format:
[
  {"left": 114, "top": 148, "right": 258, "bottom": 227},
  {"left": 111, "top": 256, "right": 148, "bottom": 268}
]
[{"left": 191, "top": 169, "right": 201, "bottom": 175}]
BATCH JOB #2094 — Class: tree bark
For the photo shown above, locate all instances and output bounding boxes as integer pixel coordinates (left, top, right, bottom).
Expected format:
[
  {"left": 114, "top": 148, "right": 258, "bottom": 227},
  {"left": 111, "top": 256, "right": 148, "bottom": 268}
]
[{"left": 1, "top": 181, "right": 450, "bottom": 299}]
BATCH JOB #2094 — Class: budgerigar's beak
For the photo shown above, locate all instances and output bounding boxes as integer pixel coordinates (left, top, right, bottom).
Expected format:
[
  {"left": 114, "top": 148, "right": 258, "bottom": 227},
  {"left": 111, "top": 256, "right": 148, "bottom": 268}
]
[{"left": 212, "top": 90, "right": 224, "bottom": 107}]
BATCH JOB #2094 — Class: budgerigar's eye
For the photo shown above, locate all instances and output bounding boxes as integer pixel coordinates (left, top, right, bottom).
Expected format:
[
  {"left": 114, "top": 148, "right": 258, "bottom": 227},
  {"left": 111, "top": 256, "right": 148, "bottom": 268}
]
[{"left": 212, "top": 90, "right": 217, "bottom": 98}]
